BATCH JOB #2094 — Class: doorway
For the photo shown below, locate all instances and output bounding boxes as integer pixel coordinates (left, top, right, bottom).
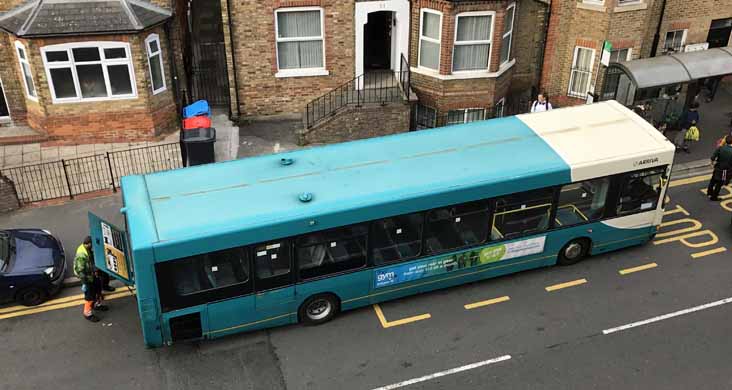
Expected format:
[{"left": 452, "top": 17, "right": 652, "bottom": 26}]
[
  {"left": 707, "top": 18, "right": 732, "bottom": 48},
  {"left": 364, "top": 11, "right": 393, "bottom": 71},
  {"left": 185, "top": 0, "right": 230, "bottom": 107},
  {"left": 0, "top": 77, "right": 9, "bottom": 119}
]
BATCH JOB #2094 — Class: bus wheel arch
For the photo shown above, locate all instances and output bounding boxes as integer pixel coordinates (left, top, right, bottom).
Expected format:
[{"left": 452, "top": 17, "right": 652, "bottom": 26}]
[
  {"left": 557, "top": 237, "right": 592, "bottom": 266},
  {"left": 299, "top": 293, "right": 341, "bottom": 325}
]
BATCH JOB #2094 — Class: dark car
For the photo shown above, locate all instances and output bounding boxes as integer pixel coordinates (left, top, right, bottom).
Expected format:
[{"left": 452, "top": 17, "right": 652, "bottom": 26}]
[{"left": 0, "top": 229, "right": 66, "bottom": 306}]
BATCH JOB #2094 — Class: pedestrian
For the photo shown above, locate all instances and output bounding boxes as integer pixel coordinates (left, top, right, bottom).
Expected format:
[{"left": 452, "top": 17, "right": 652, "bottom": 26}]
[
  {"left": 715, "top": 129, "right": 732, "bottom": 148},
  {"left": 74, "top": 236, "right": 108, "bottom": 322},
  {"left": 682, "top": 121, "right": 700, "bottom": 153},
  {"left": 707, "top": 135, "right": 732, "bottom": 201},
  {"left": 682, "top": 102, "right": 700, "bottom": 130},
  {"left": 704, "top": 76, "right": 722, "bottom": 103},
  {"left": 530, "top": 93, "right": 552, "bottom": 113}
]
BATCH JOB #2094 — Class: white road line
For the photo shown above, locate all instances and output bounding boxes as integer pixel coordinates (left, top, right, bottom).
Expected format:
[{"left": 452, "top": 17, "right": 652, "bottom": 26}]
[
  {"left": 371, "top": 355, "right": 512, "bottom": 390},
  {"left": 603, "top": 297, "right": 732, "bottom": 335}
]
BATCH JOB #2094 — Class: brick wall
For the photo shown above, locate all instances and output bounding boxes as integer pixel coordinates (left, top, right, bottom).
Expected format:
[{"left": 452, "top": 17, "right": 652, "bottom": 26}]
[
  {"left": 0, "top": 175, "right": 20, "bottom": 213},
  {"left": 659, "top": 0, "right": 732, "bottom": 54},
  {"left": 12, "top": 28, "right": 178, "bottom": 143},
  {"left": 0, "top": 0, "right": 25, "bottom": 11},
  {"left": 511, "top": 0, "right": 548, "bottom": 93},
  {"left": 231, "top": 0, "right": 356, "bottom": 118},
  {"left": 298, "top": 101, "right": 411, "bottom": 145}
]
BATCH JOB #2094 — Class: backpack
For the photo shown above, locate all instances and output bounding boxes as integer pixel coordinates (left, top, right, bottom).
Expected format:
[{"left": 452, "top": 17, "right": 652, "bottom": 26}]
[{"left": 685, "top": 126, "right": 700, "bottom": 142}]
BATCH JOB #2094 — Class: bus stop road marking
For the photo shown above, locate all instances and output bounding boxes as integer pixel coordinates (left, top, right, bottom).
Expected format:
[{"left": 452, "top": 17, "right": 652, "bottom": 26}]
[
  {"left": 371, "top": 354, "right": 512, "bottom": 390},
  {"left": 603, "top": 296, "right": 732, "bottom": 335},
  {"left": 464, "top": 296, "right": 510, "bottom": 310},
  {"left": 0, "top": 290, "right": 135, "bottom": 321},
  {"left": 691, "top": 247, "right": 727, "bottom": 259},
  {"left": 619, "top": 263, "right": 658, "bottom": 275},
  {"left": 373, "top": 304, "right": 431, "bottom": 329},
  {"left": 668, "top": 174, "right": 711, "bottom": 188},
  {"left": 545, "top": 278, "right": 587, "bottom": 292}
]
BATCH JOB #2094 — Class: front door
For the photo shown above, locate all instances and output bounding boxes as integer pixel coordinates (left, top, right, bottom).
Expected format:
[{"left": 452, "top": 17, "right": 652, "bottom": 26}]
[
  {"left": 707, "top": 18, "right": 732, "bottom": 48},
  {"left": 0, "top": 77, "right": 10, "bottom": 119},
  {"left": 364, "top": 11, "right": 393, "bottom": 71}
]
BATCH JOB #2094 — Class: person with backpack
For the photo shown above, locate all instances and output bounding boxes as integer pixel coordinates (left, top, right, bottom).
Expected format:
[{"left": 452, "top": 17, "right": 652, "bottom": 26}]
[
  {"left": 530, "top": 93, "right": 552, "bottom": 113},
  {"left": 707, "top": 135, "right": 732, "bottom": 201}
]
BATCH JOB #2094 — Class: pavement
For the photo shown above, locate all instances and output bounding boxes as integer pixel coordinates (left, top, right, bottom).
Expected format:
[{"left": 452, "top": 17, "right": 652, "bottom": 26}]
[
  {"left": 0, "top": 110, "right": 239, "bottom": 169},
  {"left": 0, "top": 175, "right": 730, "bottom": 390},
  {"left": 237, "top": 114, "right": 304, "bottom": 158}
]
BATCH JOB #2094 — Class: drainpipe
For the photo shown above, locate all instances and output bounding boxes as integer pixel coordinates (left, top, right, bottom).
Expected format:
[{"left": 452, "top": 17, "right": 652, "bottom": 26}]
[
  {"left": 649, "top": 0, "right": 667, "bottom": 57},
  {"left": 225, "top": 0, "right": 241, "bottom": 121}
]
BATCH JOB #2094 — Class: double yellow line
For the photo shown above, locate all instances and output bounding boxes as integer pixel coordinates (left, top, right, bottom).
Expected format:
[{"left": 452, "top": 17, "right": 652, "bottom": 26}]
[{"left": 0, "top": 289, "right": 136, "bottom": 320}]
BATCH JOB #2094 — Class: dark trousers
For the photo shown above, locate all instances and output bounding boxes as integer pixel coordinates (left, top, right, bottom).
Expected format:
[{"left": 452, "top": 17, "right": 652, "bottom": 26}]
[
  {"left": 94, "top": 267, "right": 111, "bottom": 288},
  {"left": 707, "top": 168, "right": 730, "bottom": 199},
  {"left": 83, "top": 278, "right": 102, "bottom": 302}
]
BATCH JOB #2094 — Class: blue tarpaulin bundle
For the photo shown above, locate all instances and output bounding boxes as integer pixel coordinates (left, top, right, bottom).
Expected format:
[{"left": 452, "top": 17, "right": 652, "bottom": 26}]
[{"left": 182, "top": 100, "right": 211, "bottom": 118}]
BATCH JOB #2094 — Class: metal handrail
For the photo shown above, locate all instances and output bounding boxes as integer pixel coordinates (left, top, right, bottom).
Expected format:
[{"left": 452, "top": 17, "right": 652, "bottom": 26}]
[{"left": 305, "top": 57, "right": 412, "bottom": 128}]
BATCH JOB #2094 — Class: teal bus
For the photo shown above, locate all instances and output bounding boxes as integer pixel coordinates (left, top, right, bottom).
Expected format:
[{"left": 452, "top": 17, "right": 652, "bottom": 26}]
[{"left": 90, "top": 101, "right": 675, "bottom": 347}]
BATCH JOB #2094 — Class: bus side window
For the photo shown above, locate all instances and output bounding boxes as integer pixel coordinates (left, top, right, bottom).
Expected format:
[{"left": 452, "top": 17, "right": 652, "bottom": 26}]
[
  {"left": 616, "top": 168, "right": 664, "bottom": 215},
  {"left": 556, "top": 177, "right": 610, "bottom": 227},
  {"left": 254, "top": 241, "right": 292, "bottom": 291},
  {"left": 296, "top": 224, "right": 368, "bottom": 280},
  {"left": 371, "top": 212, "right": 424, "bottom": 265},
  {"left": 423, "top": 200, "right": 491, "bottom": 255},
  {"left": 492, "top": 188, "right": 554, "bottom": 240}
]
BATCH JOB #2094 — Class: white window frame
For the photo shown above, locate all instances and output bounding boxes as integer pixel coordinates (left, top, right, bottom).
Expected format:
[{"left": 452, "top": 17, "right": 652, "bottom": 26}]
[
  {"left": 418, "top": 8, "right": 443, "bottom": 72},
  {"left": 452, "top": 11, "right": 495, "bottom": 73},
  {"left": 663, "top": 29, "right": 687, "bottom": 54},
  {"left": 582, "top": 0, "right": 604, "bottom": 4},
  {"left": 567, "top": 46, "right": 595, "bottom": 98},
  {"left": 41, "top": 41, "right": 138, "bottom": 104},
  {"left": 145, "top": 34, "right": 167, "bottom": 95},
  {"left": 617, "top": 0, "right": 642, "bottom": 5},
  {"left": 609, "top": 47, "right": 632, "bottom": 62},
  {"left": 0, "top": 77, "right": 10, "bottom": 119},
  {"left": 15, "top": 41, "right": 37, "bottom": 101},
  {"left": 500, "top": 3, "right": 516, "bottom": 65},
  {"left": 274, "top": 7, "right": 328, "bottom": 78},
  {"left": 447, "top": 108, "right": 486, "bottom": 124}
]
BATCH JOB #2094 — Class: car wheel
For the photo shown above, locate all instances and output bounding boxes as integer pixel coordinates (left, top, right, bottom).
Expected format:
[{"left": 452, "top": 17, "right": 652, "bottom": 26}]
[
  {"left": 16, "top": 287, "right": 47, "bottom": 306},
  {"left": 557, "top": 238, "right": 590, "bottom": 266},
  {"left": 299, "top": 294, "right": 339, "bottom": 325}
]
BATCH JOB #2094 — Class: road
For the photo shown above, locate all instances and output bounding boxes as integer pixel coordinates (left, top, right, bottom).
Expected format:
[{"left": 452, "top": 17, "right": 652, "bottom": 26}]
[{"left": 0, "top": 176, "right": 731, "bottom": 390}]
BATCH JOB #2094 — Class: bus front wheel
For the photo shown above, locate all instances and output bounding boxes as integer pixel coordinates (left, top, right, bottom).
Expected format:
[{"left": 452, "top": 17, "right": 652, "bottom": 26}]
[
  {"left": 557, "top": 238, "right": 590, "bottom": 266},
  {"left": 300, "top": 294, "right": 339, "bottom": 325}
]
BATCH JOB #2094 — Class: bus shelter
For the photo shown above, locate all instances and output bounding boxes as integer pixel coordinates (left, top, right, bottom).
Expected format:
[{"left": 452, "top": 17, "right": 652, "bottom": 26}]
[{"left": 601, "top": 47, "right": 732, "bottom": 127}]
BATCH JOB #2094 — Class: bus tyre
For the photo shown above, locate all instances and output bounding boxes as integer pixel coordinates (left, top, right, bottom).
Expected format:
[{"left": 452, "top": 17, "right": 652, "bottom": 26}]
[
  {"left": 16, "top": 287, "right": 46, "bottom": 306},
  {"left": 557, "top": 239, "right": 590, "bottom": 266},
  {"left": 300, "top": 294, "right": 339, "bottom": 325}
]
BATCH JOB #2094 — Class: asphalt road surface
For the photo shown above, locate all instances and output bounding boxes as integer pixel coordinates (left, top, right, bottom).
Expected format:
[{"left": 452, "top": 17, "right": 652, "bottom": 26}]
[{"left": 0, "top": 176, "right": 731, "bottom": 390}]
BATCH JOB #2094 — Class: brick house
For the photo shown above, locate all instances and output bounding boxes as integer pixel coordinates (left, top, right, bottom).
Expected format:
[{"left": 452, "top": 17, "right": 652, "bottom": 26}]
[
  {"left": 0, "top": 0, "right": 177, "bottom": 144},
  {"left": 540, "top": 0, "right": 732, "bottom": 108},
  {"left": 177, "top": 0, "right": 549, "bottom": 143}
]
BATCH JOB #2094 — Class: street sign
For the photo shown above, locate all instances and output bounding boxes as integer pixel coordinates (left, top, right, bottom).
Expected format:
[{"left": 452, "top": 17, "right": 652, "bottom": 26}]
[{"left": 600, "top": 40, "right": 613, "bottom": 66}]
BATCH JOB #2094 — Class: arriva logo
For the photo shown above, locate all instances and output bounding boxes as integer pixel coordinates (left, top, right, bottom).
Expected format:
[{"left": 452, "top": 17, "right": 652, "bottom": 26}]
[{"left": 633, "top": 157, "right": 659, "bottom": 167}]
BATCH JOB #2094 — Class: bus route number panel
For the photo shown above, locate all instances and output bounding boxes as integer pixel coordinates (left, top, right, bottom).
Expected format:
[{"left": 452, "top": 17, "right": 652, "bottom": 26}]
[{"left": 101, "top": 222, "right": 130, "bottom": 280}]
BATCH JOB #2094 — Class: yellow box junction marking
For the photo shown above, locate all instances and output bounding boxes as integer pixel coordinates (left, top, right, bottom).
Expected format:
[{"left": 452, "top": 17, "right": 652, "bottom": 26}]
[
  {"left": 668, "top": 174, "right": 711, "bottom": 188},
  {"left": 373, "top": 304, "right": 431, "bottom": 328},
  {"left": 619, "top": 262, "right": 658, "bottom": 275},
  {"left": 464, "top": 296, "right": 510, "bottom": 310},
  {"left": 545, "top": 278, "right": 587, "bottom": 292},
  {"left": 0, "top": 289, "right": 135, "bottom": 320}
]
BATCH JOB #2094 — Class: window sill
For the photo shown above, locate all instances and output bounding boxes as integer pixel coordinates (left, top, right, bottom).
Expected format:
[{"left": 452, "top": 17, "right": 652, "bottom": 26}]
[
  {"left": 576, "top": 3, "right": 606, "bottom": 12},
  {"left": 51, "top": 95, "right": 138, "bottom": 104},
  {"left": 275, "top": 69, "right": 329, "bottom": 78},
  {"left": 412, "top": 59, "right": 515, "bottom": 80},
  {"left": 613, "top": 2, "right": 647, "bottom": 13}
]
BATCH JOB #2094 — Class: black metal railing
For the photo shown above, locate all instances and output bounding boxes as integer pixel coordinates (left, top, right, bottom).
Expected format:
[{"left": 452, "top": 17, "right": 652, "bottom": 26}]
[
  {"left": 1, "top": 143, "right": 182, "bottom": 204},
  {"left": 188, "top": 41, "right": 230, "bottom": 107},
  {"left": 305, "top": 65, "right": 411, "bottom": 129},
  {"left": 399, "top": 53, "right": 411, "bottom": 98}
]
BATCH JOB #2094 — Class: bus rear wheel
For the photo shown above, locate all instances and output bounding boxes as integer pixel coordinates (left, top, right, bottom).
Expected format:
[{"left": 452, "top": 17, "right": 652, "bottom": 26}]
[
  {"left": 300, "top": 294, "right": 339, "bottom": 325},
  {"left": 557, "top": 238, "right": 590, "bottom": 266}
]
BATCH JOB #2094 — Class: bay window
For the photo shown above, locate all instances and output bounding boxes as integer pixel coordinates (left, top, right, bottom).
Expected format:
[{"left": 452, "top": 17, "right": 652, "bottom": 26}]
[
  {"left": 419, "top": 9, "right": 442, "bottom": 70},
  {"left": 42, "top": 42, "right": 136, "bottom": 103},
  {"left": 453, "top": 12, "right": 493, "bottom": 72},
  {"left": 275, "top": 8, "right": 326, "bottom": 76}
]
